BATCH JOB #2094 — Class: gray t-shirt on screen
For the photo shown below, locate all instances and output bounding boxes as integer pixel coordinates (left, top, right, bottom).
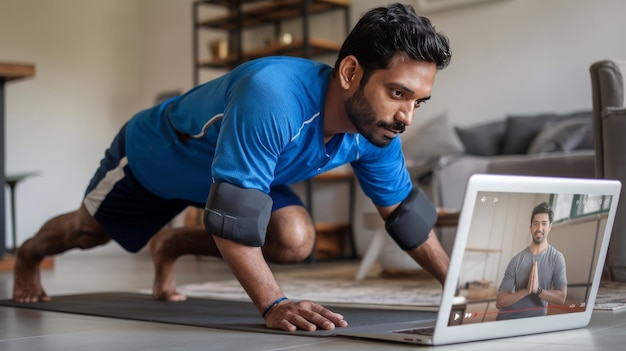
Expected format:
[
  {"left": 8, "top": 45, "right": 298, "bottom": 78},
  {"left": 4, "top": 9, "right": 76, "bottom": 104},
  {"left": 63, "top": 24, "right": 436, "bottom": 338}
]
[{"left": 496, "top": 245, "right": 567, "bottom": 320}]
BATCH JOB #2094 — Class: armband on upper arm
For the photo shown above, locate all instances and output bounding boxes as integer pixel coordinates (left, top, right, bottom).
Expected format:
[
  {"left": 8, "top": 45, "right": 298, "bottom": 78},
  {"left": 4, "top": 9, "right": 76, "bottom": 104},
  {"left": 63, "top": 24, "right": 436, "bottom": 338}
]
[
  {"left": 203, "top": 182, "right": 273, "bottom": 247},
  {"left": 385, "top": 187, "right": 437, "bottom": 250}
]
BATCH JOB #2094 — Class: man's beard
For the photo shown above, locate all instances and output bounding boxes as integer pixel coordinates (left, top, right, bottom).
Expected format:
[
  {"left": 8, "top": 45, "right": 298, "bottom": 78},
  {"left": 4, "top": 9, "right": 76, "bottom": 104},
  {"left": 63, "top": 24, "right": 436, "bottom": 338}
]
[
  {"left": 345, "top": 87, "right": 405, "bottom": 148},
  {"left": 532, "top": 231, "right": 545, "bottom": 244}
]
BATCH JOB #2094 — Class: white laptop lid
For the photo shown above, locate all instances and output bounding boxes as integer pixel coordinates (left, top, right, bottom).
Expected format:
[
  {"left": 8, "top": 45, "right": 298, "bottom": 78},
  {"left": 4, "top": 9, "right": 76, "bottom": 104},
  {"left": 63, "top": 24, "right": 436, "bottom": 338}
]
[{"left": 432, "top": 174, "right": 621, "bottom": 345}]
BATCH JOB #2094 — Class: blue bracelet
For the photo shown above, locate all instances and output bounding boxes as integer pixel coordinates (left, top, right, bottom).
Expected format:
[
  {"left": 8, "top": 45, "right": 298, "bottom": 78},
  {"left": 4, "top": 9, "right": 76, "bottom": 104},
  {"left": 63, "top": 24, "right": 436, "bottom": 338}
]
[{"left": 262, "top": 297, "right": 288, "bottom": 319}]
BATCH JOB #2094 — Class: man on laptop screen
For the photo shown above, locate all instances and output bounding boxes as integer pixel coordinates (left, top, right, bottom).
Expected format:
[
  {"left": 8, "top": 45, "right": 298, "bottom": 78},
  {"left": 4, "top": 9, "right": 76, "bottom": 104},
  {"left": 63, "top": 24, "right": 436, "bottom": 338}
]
[
  {"left": 449, "top": 190, "right": 614, "bottom": 327},
  {"left": 495, "top": 202, "right": 567, "bottom": 320}
]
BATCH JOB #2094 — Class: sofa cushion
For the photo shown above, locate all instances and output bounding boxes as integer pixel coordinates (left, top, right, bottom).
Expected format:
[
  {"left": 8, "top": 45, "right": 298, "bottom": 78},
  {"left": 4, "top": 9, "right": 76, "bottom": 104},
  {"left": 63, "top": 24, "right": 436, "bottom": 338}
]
[
  {"left": 556, "top": 111, "right": 594, "bottom": 150},
  {"left": 575, "top": 115, "right": 595, "bottom": 150},
  {"left": 527, "top": 117, "right": 591, "bottom": 154},
  {"left": 402, "top": 113, "right": 464, "bottom": 160},
  {"left": 501, "top": 111, "right": 593, "bottom": 154},
  {"left": 500, "top": 113, "right": 556, "bottom": 154},
  {"left": 455, "top": 120, "right": 506, "bottom": 156}
]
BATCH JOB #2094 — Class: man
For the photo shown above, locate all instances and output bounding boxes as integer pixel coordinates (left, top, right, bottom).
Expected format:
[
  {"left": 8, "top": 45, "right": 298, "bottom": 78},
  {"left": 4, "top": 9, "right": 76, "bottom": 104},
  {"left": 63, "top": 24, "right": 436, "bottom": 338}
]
[
  {"left": 13, "top": 3, "right": 451, "bottom": 332},
  {"left": 495, "top": 202, "right": 567, "bottom": 320}
]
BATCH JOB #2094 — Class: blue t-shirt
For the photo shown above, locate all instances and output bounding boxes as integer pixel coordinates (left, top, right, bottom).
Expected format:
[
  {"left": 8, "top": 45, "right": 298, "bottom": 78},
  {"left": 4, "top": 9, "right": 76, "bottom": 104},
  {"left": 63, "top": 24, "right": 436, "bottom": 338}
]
[{"left": 125, "top": 56, "right": 412, "bottom": 207}]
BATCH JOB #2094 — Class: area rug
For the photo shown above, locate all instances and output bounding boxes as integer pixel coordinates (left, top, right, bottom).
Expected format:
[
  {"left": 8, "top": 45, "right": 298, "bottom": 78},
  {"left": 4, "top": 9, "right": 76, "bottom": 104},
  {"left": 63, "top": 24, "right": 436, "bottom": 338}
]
[
  {"left": 594, "top": 280, "right": 626, "bottom": 311},
  {"left": 169, "top": 264, "right": 626, "bottom": 312},
  {"left": 172, "top": 266, "right": 441, "bottom": 310}
]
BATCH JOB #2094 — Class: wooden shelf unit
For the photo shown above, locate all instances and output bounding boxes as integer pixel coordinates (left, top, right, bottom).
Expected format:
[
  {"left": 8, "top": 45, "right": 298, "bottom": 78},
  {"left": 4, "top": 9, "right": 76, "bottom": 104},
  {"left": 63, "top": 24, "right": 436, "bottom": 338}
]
[
  {"left": 198, "top": 37, "right": 341, "bottom": 69},
  {"left": 196, "top": 0, "right": 350, "bottom": 30},
  {"left": 192, "top": 0, "right": 350, "bottom": 84}
]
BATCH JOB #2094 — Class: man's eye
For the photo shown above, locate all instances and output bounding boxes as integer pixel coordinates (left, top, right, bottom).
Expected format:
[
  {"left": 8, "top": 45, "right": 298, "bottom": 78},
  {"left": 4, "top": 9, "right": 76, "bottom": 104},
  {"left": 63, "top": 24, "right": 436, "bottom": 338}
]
[
  {"left": 392, "top": 90, "right": 403, "bottom": 98},
  {"left": 414, "top": 100, "right": 427, "bottom": 108}
]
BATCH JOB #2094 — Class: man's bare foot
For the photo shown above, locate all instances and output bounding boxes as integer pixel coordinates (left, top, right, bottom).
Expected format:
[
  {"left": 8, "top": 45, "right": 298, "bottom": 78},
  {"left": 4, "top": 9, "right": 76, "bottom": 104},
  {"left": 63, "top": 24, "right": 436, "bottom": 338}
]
[
  {"left": 152, "top": 280, "right": 187, "bottom": 302},
  {"left": 13, "top": 247, "right": 51, "bottom": 303},
  {"left": 149, "top": 229, "right": 187, "bottom": 302}
]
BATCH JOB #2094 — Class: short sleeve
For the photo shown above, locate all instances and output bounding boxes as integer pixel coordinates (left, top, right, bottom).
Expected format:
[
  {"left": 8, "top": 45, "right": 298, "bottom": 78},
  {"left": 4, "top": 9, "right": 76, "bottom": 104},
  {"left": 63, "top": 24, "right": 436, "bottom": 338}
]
[
  {"left": 211, "top": 77, "right": 292, "bottom": 193},
  {"left": 499, "top": 256, "right": 518, "bottom": 292},
  {"left": 351, "top": 136, "right": 413, "bottom": 207},
  {"left": 553, "top": 251, "right": 568, "bottom": 288}
]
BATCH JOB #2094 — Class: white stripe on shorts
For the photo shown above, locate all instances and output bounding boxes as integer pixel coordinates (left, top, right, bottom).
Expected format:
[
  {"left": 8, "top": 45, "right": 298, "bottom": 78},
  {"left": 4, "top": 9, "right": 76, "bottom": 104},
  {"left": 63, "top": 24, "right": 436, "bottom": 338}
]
[{"left": 84, "top": 156, "right": 129, "bottom": 216}]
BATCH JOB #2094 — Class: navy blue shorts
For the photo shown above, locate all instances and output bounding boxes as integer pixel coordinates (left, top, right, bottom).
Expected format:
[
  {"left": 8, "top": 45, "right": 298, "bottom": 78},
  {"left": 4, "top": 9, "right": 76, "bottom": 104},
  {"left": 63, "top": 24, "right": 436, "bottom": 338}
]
[{"left": 84, "top": 124, "right": 305, "bottom": 253}]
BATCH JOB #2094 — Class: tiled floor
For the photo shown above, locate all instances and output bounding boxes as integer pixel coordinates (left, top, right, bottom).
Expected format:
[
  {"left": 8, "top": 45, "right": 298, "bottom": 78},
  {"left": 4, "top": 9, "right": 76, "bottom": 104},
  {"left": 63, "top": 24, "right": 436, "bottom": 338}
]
[{"left": 1, "top": 245, "right": 625, "bottom": 350}]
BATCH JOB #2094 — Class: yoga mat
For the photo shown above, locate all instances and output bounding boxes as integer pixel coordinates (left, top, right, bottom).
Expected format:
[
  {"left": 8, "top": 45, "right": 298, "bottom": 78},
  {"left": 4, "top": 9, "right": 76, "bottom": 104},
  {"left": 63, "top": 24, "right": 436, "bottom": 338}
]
[{"left": 0, "top": 292, "right": 437, "bottom": 337}]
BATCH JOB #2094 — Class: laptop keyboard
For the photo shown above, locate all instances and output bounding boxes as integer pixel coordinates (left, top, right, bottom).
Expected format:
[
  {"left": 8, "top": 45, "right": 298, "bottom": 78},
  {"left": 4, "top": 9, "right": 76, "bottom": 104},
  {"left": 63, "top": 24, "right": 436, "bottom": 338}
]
[{"left": 392, "top": 327, "right": 435, "bottom": 336}]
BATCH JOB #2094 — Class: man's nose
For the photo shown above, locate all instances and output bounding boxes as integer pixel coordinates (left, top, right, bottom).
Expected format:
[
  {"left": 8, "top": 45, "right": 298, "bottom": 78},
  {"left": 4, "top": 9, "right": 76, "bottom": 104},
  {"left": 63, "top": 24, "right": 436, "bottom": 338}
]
[{"left": 395, "top": 104, "right": 414, "bottom": 127}]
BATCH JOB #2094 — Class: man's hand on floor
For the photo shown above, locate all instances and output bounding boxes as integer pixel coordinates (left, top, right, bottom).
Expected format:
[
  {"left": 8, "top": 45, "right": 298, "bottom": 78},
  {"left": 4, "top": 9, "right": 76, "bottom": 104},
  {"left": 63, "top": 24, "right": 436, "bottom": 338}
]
[{"left": 264, "top": 299, "right": 348, "bottom": 332}]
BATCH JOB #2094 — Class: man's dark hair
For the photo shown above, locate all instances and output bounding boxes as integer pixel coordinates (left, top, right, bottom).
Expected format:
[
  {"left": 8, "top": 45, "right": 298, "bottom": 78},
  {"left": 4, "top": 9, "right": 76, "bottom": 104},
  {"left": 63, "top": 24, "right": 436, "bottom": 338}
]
[
  {"left": 333, "top": 3, "right": 451, "bottom": 87},
  {"left": 531, "top": 202, "right": 554, "bottom": 223}
]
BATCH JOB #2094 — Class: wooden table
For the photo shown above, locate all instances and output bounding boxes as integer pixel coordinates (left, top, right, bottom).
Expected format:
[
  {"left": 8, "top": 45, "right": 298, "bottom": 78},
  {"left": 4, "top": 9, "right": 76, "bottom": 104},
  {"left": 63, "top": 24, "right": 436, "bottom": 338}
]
[{"left": 0, "top": 62, "right": 35, "bottom": 258}]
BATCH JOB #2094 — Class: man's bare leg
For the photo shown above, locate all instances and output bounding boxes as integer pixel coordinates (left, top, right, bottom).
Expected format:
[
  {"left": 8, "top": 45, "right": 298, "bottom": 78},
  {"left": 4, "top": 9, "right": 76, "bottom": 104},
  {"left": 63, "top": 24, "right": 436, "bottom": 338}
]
[
  {"left": 13, "top": 203, "right": 111, "bottom": 302},
  {"left": 149, "top": 224, "right": 220, "bottom": 301},
  {"left": 263, "top": 205, "right": 315, "bottom": 263},
  {"left": 148, "top": 205, "right": 315, "bottom": 301}
]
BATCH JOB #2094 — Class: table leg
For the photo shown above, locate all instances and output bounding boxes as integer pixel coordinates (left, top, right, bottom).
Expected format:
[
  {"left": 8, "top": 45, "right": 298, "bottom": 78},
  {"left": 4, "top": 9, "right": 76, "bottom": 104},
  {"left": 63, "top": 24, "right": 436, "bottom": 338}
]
[
  {"left": 7, "top": 181, "right": 17, "bottom": 252},
  {"left": 0, "top": 80, "right": 6, "bottom": 257},
  {"left": 355, "top": 229, "right": 386, "bottom": 280}
]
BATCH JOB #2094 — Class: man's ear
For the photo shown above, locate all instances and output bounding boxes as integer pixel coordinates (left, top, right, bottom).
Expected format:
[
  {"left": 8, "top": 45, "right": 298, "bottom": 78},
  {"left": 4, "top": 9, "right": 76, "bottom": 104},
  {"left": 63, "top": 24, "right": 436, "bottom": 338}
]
[{"left": 338, "top": 55, "right": 360, "bottom": 90}]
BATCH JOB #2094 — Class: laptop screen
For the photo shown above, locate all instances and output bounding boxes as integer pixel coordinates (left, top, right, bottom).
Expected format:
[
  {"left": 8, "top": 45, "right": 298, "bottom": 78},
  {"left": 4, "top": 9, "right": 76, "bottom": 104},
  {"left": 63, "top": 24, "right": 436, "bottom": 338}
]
[{"left": 446, "top": 190, "right": 613, "bottom": 326}]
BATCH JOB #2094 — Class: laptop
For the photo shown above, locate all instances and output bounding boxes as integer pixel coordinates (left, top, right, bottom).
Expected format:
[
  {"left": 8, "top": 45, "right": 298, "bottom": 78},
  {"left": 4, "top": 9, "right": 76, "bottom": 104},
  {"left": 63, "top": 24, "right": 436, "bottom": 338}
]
[{"left": 338, "top": 174, "right": 621, "bottom": 345}]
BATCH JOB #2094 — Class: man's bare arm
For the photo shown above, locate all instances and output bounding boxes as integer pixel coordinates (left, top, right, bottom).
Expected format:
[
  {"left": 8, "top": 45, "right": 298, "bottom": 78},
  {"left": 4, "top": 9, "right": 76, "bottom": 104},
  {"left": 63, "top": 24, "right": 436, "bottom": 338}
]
[
  {"left": 212, "top": 235, "right": 347, "bottom": 331},
  {"left": 495, "top": 289, "right": 529, "bottom": 309},
  {"left": 407, "top": 230, "right": 449, "bottom": 284},
  {"left": 538, "top": 286, "right": 567, "bottom": 305},
  {"left": 496, "top": 262, "right": 536, "bottom": 309},
  {"left": 376, "top": 205, "right": 449, "bottom": 285}
]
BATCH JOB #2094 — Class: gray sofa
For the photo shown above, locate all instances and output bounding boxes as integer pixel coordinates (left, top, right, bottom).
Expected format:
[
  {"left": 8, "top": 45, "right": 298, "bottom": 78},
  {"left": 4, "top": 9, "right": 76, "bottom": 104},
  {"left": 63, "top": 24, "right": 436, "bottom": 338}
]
[{"left": 404, "top": 110, "right": 596, "bottom": 210}]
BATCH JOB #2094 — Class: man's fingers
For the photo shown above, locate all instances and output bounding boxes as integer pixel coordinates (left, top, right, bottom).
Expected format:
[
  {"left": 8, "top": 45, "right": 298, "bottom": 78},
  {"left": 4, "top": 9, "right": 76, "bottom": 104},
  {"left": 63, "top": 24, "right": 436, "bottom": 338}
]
[
  {"left": 265, "top": 300, "right": 348, "bottom": 332},
  {"left": 290, "top": 313, "right": 318, "bottom": 331},
  {"left": 311, "top": 305, "right": 348, "bottom": 328}
]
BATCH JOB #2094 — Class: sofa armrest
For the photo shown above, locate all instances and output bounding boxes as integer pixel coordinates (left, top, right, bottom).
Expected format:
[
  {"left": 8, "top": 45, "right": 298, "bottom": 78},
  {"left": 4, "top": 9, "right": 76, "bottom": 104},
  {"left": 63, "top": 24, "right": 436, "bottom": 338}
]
[
  {"left": 432, "top": 150, "right": 596, "bottom": 210},
  {"left": 601, "top": 107, "right": 626, "bottom": 178}
]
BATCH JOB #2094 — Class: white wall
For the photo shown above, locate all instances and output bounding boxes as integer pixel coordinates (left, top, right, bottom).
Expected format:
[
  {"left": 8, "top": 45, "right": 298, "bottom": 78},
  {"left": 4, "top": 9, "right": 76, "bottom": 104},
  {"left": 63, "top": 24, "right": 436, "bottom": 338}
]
[
  {"left": 0, "top": 0, "right": 146, "bottom": 251},
  {"left": 134, "top": 0, "right": 196, "bottom": 105},
  {"left": 1, "top": 0, "right": 625, "bottom": 253},
  {"left": 424, "top": 0, "right": 626, "bottom": 127}
]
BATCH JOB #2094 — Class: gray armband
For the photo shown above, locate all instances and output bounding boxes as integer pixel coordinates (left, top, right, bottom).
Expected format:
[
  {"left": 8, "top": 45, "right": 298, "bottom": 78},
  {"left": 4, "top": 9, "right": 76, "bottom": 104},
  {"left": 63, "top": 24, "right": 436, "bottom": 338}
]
[
  {"left": 385, "top": 187, "right": 437, "bottom": 251},
  {"left": 203, "top": 182, "right": 273, "bottom": 247}
]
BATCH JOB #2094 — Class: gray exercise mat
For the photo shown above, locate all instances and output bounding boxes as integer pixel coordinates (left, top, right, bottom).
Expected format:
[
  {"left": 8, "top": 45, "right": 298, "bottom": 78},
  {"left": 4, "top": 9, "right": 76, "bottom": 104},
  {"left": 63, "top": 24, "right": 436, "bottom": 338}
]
[{"left": 0, "top": 292, "right": 437, "bottom": 337}]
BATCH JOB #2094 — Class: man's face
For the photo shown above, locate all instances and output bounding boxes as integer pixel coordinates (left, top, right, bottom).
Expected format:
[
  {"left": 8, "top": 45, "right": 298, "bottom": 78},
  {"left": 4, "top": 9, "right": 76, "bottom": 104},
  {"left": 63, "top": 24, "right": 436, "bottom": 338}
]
[
  {"left": 345, "top": 54, "right": 437, "bottom": 147},
  {"left": 530, "top": 213, "right": 552, "bottom": 244}
]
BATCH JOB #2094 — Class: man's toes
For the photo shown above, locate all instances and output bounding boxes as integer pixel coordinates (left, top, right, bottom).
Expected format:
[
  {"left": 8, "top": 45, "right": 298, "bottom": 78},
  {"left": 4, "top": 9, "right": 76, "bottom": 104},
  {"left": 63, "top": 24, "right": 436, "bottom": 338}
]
[
  {"left": 16, "top": 291, "right": 50, "bottom": 303},
  {"left": 157, "top": 291, "right": 187, "bottom": 302},
  {"left": 25, "top": 295, "right": 42, "bottom": 303},
  {"left": 166, "top": 292, "right": 187, "bottom": 302}
]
